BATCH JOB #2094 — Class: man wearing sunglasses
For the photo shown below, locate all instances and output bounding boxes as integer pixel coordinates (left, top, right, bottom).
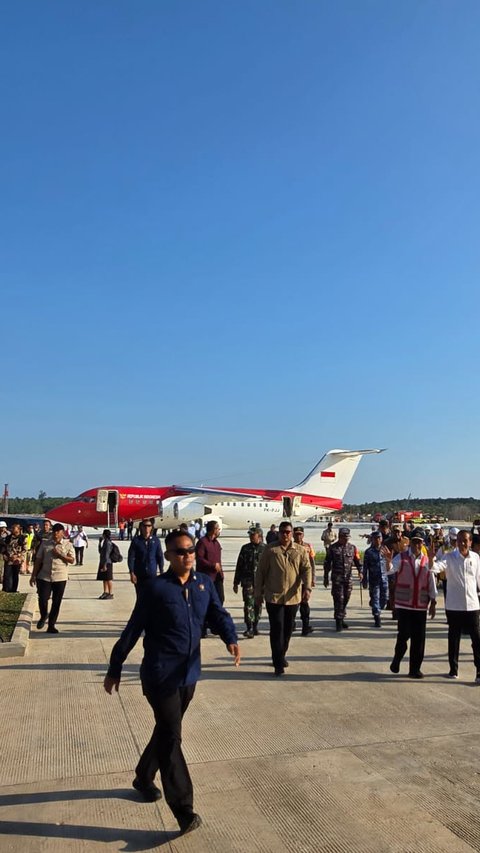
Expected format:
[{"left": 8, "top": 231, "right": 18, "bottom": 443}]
[
  {"left": 104, "top": 529, "right": 240, "bottom": 835},
  {"left": 255, "top": 521, "right": 312, "bottom": 676},
  {"left": 127, "top": 518, "right": 164, "bottom": 593}
]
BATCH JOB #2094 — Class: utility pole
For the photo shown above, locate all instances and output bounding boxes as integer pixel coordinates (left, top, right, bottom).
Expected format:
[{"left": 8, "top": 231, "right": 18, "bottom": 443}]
[{"left": 3, "top": 484, "right": 8, "bottom": 514}]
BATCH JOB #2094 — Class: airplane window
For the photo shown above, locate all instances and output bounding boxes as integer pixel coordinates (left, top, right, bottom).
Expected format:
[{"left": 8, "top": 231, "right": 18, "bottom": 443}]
[
  {"left": 241, "top": 502, "right": 244, "bottom": 507},
  {"left": 247, "top": 503, "right": 250, "bottom": 507},
  {"left": 227, "top": 502, "right": 230, "bottom": 506}
]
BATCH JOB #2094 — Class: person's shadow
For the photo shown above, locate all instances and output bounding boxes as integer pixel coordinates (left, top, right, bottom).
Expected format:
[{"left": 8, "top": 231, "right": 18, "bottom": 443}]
[{"left": 0, "top": 789, "right": 178, "bottom": 850}]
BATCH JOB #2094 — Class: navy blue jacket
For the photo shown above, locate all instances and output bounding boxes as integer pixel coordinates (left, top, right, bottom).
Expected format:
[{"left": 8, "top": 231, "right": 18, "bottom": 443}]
[
  {"left": 362, "top": 545, "right": 388, "bottom": 587},
  {"left": 107, "top": 569, "right": 238, "bottom": 692},
  {"left": 127, "top": 535, "right": 164, "bottom": 581}
]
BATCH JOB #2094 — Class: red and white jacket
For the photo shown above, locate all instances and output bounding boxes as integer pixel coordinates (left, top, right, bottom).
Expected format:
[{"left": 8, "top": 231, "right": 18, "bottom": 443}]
[{"left": 393, "top": 551, "right": 433, "bottom": 611}]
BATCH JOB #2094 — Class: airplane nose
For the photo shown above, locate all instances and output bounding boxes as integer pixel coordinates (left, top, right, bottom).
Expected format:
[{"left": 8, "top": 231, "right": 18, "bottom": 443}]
[{"left": 48, "top": 503, "right": 71, "bottom": 523}]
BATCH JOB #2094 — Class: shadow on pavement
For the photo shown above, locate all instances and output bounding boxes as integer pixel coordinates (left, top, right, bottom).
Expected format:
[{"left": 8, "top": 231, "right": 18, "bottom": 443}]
[{"left": 0, "top": 819, "right": 173, "bottom": 851}]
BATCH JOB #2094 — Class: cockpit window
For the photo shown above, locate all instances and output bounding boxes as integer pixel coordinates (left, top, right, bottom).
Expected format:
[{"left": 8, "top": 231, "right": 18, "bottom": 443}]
[{"left": 74, "top": 496, "right": 96, "bottom": 503}]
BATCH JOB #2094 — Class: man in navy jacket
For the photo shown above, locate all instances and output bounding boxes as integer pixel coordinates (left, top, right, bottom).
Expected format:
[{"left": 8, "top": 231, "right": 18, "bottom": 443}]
[
  {"left": 104, "top": 529, "right": 240, "bottom": 835},
  {"left": 127, "top": 518, "right": 164, "bottom": 591}
]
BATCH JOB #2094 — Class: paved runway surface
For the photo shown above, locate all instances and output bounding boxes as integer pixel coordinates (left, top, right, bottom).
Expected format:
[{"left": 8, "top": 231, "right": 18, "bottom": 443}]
[{"left": 1, "top": 531, "right": 480, "bottom": 852}]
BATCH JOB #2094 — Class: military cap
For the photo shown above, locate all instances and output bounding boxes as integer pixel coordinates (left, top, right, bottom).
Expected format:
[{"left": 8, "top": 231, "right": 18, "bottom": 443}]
[
  {"left": 248, "top": 525, "right": 263, "bottom": 535},
  {"left": 339, "top": 526, "right": 351, "bottom": 536},
  {"left": 293, "top": 526, "right": 304, "bottom": 532},
  {"left": 410, "top": 527, "right": 425, "bottom": 541}
]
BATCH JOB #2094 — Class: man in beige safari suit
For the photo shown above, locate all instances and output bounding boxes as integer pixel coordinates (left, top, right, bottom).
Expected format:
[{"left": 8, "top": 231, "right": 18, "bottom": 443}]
[{"left": 255, "top": 520, "right": 312, "bottom": 676}]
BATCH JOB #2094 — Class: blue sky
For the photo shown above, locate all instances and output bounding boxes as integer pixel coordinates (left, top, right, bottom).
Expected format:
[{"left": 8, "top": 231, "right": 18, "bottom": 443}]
[{"left": 2, "top": 1, "right": 479, "bottom": 501}]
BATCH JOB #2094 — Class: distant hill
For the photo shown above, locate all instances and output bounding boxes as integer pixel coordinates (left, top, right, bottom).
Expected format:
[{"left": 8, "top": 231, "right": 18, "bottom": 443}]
[{"left": 344, "top": 497, "right": 480, "bottom": 522}]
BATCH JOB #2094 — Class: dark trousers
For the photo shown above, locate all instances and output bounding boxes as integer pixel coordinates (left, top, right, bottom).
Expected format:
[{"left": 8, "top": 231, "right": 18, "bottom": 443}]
[
  {"left": 74, "top": 546, "right": 84, "bottom": 565},
  {"left": 393, "top": 608, "right": 427, "bottom": 674},
  {"left": 214, "top": 575, "right": 224, "bottom": 604},
  {"left": 265, "top": 602, "right": 298, "bottom": 669},
  {"left": 2, "top": 563, "right": 20, "bottom": 592},
  {"left": 300, "top": 601, "right": 310, "bottom": 628},
  {"left": 37, "top": 579, "right": 67, "bottom": 627},
  {"left": 446, "top": 609, "right": 480, "bottom": 675},
  {"left": 203, "top": 575, "right": 224, "bottom": 634},
  {"left": 136, "top": 684, "right": 196, "bottom": 819}
]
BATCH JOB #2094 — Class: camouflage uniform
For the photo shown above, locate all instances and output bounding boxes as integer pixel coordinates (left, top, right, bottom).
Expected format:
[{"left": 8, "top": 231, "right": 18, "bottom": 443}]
[
  {"left": 234, "top": 541, "right": 266, "bottom": 634},
  {"left": 324, "top": 541, "right": 361, "bottom": 625}
]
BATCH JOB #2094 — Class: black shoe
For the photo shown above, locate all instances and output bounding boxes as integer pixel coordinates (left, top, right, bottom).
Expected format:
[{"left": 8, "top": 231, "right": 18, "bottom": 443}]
[
  {"left": 243, "top": 629, "right": 254, "bottom": 639},
  {"left": 446, "top": 671, "right": 458, "bottom": 679},
  {"left": 342, "top": 621, "right": 349, "bottom": 629},
  {"left": 46, "top": 626, "right": 59, "bottom": 634},
  {"left": 336, "top": 619, "right": 343, "bottom": 632},
  {"left": 408, "top": 670, "right": 424, "bottom": 679},
  {"left": 253, "top": 625, "right": 259, "bottom": 635},
  {"left": 390, "top": 659, "right": 400, "bottom": 674},
  {"left": 98, "top": 593, "right": 107, "bottom": 600},
  {"left": 374, "top": 616, "right": 381, "bottom": 628},
  {"left": 274, "top": 667, "right": 285, "bottom": 677},
  {"left": 132, "top": 778, "right": 162, "bottom": 802},
  {"left": 178, "top": 812, "right": 202, "bottom": 834},
  {"left": 301, "top": 626, "right": 314, "bottom": 636},
  {"left": 36, "top": 619, "right": 46, "bottom": 630}
]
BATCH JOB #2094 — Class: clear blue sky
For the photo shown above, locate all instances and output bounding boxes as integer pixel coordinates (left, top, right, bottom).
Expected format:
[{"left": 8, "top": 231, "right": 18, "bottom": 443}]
[{"left": 2, "top": 1, "right": 479, "bottom": 501}]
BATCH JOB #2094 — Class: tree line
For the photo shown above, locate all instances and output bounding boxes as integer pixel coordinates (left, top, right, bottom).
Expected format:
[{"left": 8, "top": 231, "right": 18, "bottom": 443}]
[{"left": 3, "top": 495, "right": 73, "bottom": 515}]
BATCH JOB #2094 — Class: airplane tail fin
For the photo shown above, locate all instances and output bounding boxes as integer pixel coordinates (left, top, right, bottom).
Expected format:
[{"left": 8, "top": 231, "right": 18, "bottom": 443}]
[{"left": 290, "top": 449, "right": 385, "bottom": 502}]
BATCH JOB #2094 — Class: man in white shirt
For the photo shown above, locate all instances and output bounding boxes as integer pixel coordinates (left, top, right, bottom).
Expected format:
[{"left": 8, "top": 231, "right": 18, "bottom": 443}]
[
  {"left": 430, "top": 529, "right": 480, "bottom": 681},
  {"left": 384, "top": 529, "right": 436, "bottom": 679}
]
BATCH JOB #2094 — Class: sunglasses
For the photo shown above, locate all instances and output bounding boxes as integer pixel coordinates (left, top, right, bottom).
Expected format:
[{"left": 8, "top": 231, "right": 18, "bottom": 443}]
[{"left": 170, "top": 546, "right": 196, "bottom": 556}]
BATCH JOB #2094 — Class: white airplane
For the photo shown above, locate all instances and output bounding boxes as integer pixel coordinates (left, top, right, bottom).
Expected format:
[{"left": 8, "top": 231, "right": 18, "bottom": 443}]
[{"left": 152, "top": 448, "right": 385, "bottom": 530}]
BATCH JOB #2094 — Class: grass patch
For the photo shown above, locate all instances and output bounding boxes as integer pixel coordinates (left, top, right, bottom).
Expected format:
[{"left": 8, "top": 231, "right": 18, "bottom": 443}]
[{"left": 0, "top": 592, "right": 27, "bottom": 642}]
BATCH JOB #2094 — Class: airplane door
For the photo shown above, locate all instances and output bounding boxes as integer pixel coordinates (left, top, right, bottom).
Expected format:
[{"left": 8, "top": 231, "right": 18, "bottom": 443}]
[
  {"left": 282, "top": 496, "right": 302, "bottom": 518},
  {"left": 157, "top": 499, "right": 164, "bottom": 520},
  {"left": 96, "top": 490, "right": 109, "bottom": 513},
  {"left": 291, "top": 496, "right": 302, "bottom": 517}
]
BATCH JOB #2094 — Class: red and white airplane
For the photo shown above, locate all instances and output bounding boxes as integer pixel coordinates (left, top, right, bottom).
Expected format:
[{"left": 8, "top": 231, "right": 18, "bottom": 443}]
[{"left": 49, "top": 448, "right": 384, "bottom": 531}]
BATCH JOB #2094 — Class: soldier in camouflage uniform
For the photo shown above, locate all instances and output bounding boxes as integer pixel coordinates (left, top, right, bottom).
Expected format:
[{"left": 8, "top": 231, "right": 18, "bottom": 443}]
[
  {"left": 233, "top": 527, "right": 265, "bottom": 638},
  {"left": 324, "top": 527, "right": 362, "bottom": 632}
]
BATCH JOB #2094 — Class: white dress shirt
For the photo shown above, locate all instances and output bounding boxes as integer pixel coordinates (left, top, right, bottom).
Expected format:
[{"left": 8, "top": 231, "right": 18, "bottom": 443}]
[{"left": 433, "top": 548, "right": 480, "bottom": 611}]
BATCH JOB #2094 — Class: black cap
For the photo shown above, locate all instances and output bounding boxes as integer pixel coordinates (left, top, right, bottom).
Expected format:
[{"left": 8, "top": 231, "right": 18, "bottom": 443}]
[
  {"left": 410, "top": 527, "right": 425, "bottom": 541},
  {"left": 293, "top": 526, "right": 304, "bottom": 533}
]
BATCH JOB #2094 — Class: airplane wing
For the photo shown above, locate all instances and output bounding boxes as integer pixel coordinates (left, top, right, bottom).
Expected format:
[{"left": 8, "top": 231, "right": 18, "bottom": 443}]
[{"left": 173, "top": 485, "right": 263, "bottom": 500}]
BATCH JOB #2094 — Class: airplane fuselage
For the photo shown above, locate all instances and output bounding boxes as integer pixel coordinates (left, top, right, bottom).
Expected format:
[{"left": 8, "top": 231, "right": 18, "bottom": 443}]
[{"left": 48, "top": 485, "right": 341, "bottom": 529}]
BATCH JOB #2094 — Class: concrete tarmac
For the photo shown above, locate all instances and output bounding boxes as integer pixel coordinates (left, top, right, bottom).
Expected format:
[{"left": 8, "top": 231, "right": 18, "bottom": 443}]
[{"left": 1, "top": 533, "right": 480, "bottom": 852}]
